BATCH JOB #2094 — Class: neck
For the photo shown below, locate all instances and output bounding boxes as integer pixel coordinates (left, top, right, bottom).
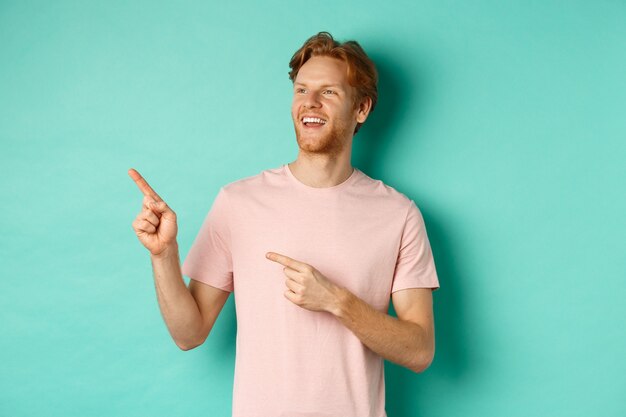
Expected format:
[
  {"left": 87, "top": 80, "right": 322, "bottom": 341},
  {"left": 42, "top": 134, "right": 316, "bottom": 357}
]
[{"left": 288, "top": 155, "right": 354, "bottom": 188}]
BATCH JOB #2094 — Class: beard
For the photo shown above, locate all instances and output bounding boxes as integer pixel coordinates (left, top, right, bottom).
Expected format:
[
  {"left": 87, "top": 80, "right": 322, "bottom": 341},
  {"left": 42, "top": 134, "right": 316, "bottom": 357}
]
[{"left": 292, "top": 116, "right": 352, "bottom": 158}]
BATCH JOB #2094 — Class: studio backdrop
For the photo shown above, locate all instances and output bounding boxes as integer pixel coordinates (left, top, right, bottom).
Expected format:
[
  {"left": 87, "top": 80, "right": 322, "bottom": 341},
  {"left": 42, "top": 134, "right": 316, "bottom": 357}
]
[{"left": 1, "top": 1, "right": 624, "bottom": 416}]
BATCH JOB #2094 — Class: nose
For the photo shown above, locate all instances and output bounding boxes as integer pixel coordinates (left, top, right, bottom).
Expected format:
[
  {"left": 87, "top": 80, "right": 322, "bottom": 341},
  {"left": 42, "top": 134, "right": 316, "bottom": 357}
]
[{"left": 303, "top": 91, "right": 322, "bottom": 109}]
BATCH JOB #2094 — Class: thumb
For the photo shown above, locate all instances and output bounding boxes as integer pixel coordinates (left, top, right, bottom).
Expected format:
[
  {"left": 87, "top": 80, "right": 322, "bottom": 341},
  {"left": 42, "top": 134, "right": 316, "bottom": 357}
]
[{"left": 150, "top": 200, "right": 173, "bottom": 217}]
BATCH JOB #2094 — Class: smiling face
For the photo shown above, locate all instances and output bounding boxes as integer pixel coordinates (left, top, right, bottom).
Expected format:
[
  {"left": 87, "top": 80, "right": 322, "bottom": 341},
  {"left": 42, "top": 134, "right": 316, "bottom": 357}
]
[{"left": 291, "top": 55, "right": 368, "bottom": 158}]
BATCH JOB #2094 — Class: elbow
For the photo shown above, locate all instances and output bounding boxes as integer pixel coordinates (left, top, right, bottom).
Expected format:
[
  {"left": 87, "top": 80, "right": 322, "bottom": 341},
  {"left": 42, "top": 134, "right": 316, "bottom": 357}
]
[
  {"left": 177, "top": 343, "right": 197, "bottom": 351},
  {"left": 175, "top": 337, "right": 204, "bottom": 351},
  {"left": 411, "top": 349, "right": 435, "bottom": 374},
  {"left": 175, "top": 329, "right": 210, "bottom": 351}
]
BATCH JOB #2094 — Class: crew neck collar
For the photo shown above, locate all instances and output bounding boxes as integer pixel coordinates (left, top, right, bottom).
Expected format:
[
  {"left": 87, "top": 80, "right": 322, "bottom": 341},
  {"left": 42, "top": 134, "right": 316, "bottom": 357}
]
[{"left": 283, "top": 163, "right": 360, "bottom": 192}]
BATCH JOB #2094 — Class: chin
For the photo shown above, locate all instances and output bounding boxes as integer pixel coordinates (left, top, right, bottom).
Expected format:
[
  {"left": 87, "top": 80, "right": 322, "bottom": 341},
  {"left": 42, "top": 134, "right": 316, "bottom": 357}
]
[{"left": 295, "top": 131, "right": 344, "bottom": 156}]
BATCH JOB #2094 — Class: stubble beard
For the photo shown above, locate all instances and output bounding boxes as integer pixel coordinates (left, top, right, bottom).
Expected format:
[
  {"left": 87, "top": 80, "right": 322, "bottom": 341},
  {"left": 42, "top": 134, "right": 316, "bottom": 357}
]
[{"left": 293, "top": 118, "right": 352, "bottom": 159}]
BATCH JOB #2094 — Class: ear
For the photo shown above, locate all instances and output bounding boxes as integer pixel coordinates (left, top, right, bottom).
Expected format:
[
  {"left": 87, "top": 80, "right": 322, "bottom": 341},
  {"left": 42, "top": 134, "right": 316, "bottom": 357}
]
[{"left": 355, "top": 96, "right": 373, "bottom": 124}]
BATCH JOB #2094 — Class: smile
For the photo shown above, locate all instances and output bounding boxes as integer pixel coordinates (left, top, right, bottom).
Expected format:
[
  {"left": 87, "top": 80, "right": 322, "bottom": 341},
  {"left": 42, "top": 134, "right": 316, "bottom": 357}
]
[{"left": 301, "top": 115, "right": 327, "bottom": 127}]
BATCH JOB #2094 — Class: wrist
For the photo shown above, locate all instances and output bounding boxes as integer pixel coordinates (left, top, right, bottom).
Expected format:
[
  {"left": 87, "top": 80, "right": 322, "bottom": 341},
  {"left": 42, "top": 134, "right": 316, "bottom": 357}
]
[
  {"left": 151, "top": 242, "right": 179, "bottom": 261},
  {"left": 329, "top": 286, "right": 351, "bottom": 318}
]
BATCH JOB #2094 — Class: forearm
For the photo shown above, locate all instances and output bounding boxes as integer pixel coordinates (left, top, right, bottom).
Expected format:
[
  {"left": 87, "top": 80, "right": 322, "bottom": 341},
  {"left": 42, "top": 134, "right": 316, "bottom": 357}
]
[
  {"left": 150, "top": 243, "right": 203, "bottom": 350},
  {"left": 331, "top": 288, "right": 433, "bottom": 373}
]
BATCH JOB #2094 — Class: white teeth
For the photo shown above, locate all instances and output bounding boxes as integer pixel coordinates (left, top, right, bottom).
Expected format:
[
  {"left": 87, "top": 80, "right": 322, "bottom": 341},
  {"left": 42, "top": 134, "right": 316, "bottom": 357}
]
[{"left": 302, "top": 117, "right": 326, "bottom": 124}]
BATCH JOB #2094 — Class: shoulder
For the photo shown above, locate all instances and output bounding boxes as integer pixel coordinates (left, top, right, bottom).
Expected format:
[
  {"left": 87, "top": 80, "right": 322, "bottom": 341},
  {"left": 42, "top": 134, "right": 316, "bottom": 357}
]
[
  {"left": 220, "top": 165, "right": 285, "bottom": 198},
  {"left": 354, "top": 169, "right": 414, "bottom": 212}
]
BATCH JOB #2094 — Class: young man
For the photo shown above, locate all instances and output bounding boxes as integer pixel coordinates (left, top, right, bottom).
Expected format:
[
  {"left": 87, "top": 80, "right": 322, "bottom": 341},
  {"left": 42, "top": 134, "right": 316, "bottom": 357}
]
[{"left": 129, "top": 32, "right": 440, "bottom": 417}]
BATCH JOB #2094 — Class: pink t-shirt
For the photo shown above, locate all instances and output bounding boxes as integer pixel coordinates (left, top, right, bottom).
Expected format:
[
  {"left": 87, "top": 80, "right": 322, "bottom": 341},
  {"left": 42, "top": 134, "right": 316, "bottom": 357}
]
[{"left": 181, "top": 163, "right": 440, "bottom": 417}]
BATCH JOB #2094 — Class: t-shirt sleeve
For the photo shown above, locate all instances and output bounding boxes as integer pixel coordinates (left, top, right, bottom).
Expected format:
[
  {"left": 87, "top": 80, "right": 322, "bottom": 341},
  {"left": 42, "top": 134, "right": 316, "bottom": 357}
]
[
  {"left": 391, "top": 200, "right": 440, "bottom": 293},
  {"left": 181, "top": 187, "right": 234, "bottom": 292}
]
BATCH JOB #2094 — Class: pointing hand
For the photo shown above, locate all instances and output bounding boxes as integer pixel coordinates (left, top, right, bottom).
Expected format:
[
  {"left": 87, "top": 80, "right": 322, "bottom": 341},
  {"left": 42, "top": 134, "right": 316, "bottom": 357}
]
[
  {"left": 129, "top": 168, "right": 178, "bottom": 257},
  {"left": 266, "top": 252, "right": 343, "bottom": 313}
]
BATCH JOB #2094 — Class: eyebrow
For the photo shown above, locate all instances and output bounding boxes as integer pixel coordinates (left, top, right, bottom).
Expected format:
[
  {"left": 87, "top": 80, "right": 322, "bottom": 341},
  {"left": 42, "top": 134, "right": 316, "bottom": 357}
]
[{"left": 294, "top": 82, "right": 343, "bottom": 89}]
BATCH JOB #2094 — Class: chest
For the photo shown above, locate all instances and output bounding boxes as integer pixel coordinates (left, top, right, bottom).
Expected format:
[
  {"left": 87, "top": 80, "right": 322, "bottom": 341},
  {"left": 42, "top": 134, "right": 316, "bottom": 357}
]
[{"left": 229, "top": 194, "right": 405, "bottom": 310}]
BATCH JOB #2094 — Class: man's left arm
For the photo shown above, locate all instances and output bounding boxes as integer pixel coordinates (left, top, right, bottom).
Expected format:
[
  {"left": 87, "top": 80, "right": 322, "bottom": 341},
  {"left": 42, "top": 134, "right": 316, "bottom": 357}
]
[
  {"left": 330, "top": 286, "right": 435, "bottom": 374},
  {"left": 265, "top": 251, "right": 436, "bottom": 374}
]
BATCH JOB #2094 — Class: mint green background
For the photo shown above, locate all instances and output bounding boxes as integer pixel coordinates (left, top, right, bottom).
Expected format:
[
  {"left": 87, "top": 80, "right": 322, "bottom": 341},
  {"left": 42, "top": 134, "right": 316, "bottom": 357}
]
[{"left": 1, "top": 1, "right": 624, "bottom": 416}]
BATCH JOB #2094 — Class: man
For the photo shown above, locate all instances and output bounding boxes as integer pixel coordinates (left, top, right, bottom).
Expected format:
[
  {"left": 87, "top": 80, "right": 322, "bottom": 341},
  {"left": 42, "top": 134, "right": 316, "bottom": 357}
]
[{"left": 129, "top": 32, "right": 440, "bottom": 417}]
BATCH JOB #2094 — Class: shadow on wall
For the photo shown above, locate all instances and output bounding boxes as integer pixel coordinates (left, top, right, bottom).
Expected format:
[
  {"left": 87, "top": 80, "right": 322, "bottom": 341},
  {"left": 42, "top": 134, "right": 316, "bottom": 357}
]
[
  {"left": 352, "top": 49, "right": 428, "bottom": 175},
  {"left": 355, "top": 50, "right": 471, "bottom": 417}
]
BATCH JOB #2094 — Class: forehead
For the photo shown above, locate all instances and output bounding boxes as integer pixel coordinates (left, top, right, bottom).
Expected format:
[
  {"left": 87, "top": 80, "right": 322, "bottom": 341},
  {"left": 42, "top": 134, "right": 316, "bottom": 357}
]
[{"left": 294, "top": 55, "right": 350, "bottom": 87}]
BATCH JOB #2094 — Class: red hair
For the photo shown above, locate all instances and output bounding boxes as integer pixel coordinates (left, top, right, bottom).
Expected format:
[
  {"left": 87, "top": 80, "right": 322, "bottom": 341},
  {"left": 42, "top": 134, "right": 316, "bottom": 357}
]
[{"left": 288, "top": 32, "right": 378, "bottom": 135}]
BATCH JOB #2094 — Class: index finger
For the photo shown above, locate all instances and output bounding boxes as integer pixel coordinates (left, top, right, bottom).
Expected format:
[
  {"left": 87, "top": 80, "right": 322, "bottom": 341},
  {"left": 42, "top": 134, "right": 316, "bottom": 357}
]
[
  {"left": 128, "top": 168, "right": 163, "bottom": 201},
  {"left": 265, "top": 252, "right": 306, "bottom": 272}
]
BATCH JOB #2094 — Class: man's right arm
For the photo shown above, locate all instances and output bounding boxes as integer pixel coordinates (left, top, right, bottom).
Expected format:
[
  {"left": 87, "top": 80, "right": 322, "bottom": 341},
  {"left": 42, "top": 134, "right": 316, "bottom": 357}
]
[
  {"left": 150, "top": 243, "right": 230, "bottom": 351},
  {"left": 128, "top": 168, "right": 230, "bottom": 351}
]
